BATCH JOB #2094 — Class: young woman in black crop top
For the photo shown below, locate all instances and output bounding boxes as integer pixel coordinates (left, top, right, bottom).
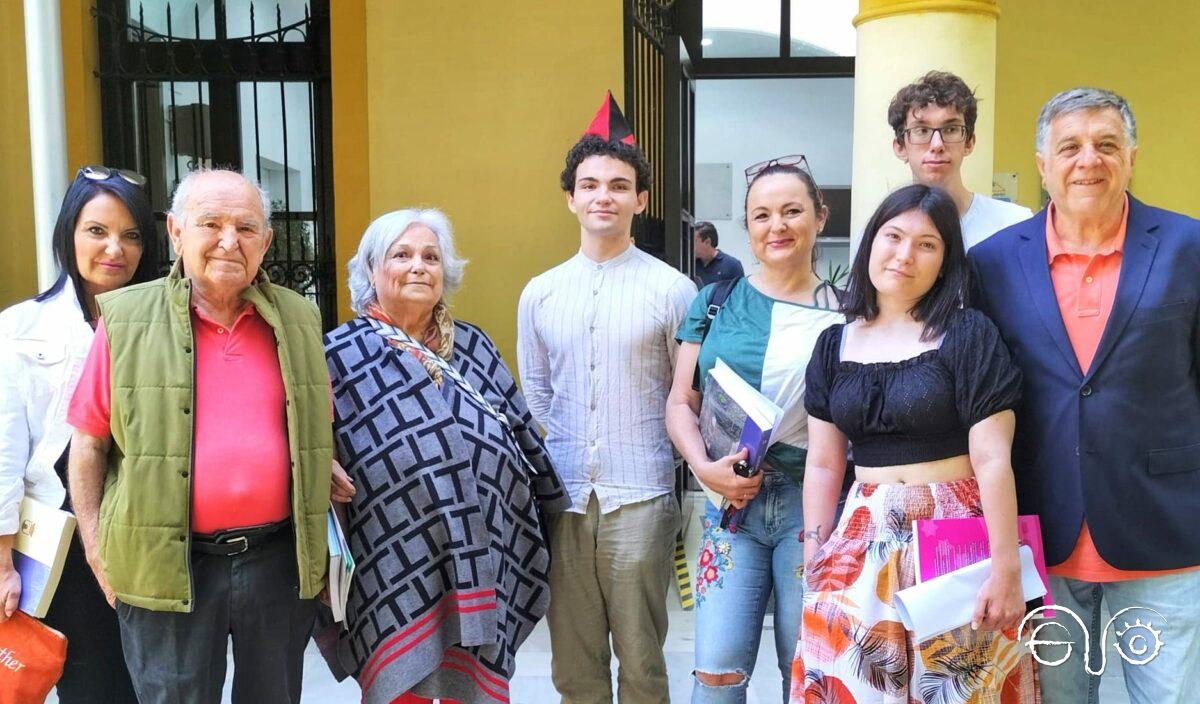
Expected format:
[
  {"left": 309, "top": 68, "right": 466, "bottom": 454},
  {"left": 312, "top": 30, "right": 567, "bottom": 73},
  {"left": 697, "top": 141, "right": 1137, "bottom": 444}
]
[{"left": 787, "top": 185, "right": 1038, "bottom": 703}]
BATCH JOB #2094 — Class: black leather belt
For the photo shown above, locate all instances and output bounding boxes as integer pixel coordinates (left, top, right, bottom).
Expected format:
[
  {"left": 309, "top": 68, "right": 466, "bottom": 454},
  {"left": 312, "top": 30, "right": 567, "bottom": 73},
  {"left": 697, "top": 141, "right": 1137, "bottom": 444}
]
[{"left": 192, "top": 518, "right": 291, "bottom": 556}]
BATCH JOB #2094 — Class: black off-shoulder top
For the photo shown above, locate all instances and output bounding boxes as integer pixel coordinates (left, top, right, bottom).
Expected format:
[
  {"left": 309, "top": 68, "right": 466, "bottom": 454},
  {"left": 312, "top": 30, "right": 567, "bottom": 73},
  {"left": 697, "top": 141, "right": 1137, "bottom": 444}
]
[{"left": 804, "top": 309, "right": 1021, "bottom": 466}]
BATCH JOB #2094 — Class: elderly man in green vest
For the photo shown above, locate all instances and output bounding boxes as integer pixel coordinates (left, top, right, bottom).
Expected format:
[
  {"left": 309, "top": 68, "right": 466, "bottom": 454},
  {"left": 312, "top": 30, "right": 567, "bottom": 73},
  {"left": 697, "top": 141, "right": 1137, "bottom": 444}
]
[{"left": 66, "top": 169, "right": 334, "bottom": 704}]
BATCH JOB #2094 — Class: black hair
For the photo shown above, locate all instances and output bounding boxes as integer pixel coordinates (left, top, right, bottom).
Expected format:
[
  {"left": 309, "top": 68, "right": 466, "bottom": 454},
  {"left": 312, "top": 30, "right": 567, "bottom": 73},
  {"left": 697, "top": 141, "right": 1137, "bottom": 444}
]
[
  {"left": 559, "top": 134, "right": 653, "bottom": 194},
  {"left": 841, "top": 184, "right": 967, "bottom": 341},
  {"left": 694, "top": 221, "right": 718, "bottom": 247},
  {"left": 743, "top": 163, "right": 824, "bottom": 220},
  {"left": 34, "top": 171, "right": 160, "bottom": 323},
  {"left": 743, "top": 163, "right": 827, "bottom": 267}
]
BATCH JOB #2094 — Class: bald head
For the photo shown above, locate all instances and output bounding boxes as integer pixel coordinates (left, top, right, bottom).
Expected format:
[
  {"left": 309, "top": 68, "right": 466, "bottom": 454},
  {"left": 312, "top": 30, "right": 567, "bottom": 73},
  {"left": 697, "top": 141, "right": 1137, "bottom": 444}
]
[
  {"left": 166, "top": 169, "right": 275, "bottom": 295},
  {"left": 171, "top": 169, "right": 272, "bottom": 228}
]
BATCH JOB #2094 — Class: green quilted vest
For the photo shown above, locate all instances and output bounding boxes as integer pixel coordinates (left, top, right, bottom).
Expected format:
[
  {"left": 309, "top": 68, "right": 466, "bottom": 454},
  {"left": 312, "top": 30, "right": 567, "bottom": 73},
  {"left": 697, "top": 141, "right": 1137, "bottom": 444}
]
[{"left": 96, "top": 261, "right": 332, "bottom": 612}]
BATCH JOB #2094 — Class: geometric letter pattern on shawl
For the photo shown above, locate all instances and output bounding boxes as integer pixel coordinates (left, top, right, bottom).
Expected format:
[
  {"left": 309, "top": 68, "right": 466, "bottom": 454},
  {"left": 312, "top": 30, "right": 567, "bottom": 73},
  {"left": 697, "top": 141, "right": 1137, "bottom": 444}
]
[{"left": 325, "top": 318, "right": 567, "bottom": 703}]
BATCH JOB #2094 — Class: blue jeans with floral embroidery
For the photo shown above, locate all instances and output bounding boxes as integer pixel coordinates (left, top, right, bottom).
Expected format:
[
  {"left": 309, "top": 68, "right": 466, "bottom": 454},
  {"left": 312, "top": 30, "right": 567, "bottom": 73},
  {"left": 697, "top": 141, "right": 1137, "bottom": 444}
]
[{"left": 692, "top": 471, "right": 805, "bottom": 703}]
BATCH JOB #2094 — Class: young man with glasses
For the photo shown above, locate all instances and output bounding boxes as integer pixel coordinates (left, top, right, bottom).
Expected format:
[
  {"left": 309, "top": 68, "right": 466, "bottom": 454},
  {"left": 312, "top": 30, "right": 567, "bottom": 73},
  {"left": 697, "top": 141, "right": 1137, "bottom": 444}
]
[{"left": 889, "top": 71, "right": 1031, "bottom": 250}]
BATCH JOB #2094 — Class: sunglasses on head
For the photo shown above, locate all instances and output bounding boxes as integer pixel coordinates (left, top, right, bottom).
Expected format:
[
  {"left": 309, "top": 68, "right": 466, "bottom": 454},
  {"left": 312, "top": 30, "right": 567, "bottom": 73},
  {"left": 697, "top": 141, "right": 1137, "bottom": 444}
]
[
  {"left": 78, "top": 165, "right": 147, "bottom": 188},
  {"left": 743, "top": 154, "right": 823, "bottom": 204},
  {"left": 744, "top": 154, "right": 815, "bottom": 185}
]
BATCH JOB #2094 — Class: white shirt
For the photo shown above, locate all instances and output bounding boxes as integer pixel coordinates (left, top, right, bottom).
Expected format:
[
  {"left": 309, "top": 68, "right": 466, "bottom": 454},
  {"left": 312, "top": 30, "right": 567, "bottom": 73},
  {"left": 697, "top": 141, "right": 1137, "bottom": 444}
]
[
  {"left": 0, "top": 279, "right": 91, "bottom": 534},
  {"left": 518, "top": 244, "right": 697, "bottom": 514},
  {"left": 961, "top": 193, "right": 1033, "bottom": 250}
]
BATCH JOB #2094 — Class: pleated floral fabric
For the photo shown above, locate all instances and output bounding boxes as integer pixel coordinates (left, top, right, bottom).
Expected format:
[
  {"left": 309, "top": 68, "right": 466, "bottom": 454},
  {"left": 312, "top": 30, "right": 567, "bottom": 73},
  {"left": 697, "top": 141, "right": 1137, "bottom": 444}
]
[{"left": 790, "top": 478, "right": 1039, "bottom": 704}]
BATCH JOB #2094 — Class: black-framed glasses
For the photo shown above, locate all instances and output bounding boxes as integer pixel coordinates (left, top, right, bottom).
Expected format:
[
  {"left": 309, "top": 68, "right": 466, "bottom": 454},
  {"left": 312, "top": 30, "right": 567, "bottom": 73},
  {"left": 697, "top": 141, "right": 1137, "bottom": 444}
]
[
  {"left": 902, "top": 125, "right": 970, "bottom": 145},
  {"left": 744, "top": 154, "right": 814, "bottom": 185},
  {"left": 78, "top": 165, "right": 147, "bottom": 187}
]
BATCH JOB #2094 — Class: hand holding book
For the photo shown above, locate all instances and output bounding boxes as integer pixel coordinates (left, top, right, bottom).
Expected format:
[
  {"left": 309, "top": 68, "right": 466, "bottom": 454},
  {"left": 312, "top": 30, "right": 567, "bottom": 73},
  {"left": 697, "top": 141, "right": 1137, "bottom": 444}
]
[
  {"left": 0, "top": 547, "right": 19, "bottom": 622},
  {"left": 691, "top": 447, "right": 760, "bottom": 510},
  {"left": 693, "top": 359, "right": 782, "bottom": 525}
]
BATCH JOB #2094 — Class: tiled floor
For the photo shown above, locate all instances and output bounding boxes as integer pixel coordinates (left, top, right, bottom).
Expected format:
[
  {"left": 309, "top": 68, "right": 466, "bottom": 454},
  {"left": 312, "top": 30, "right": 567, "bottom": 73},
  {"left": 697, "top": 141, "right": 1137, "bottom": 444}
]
[
  {"left": 46, "top": 594, "right": 1132, "bottom": 704},
  {"left": 48, "top": 592, "right": 1134, "bottom": 704},
  {"left": 48, "top": 493, "right": 1133, "bottom": 703},
  {"left": 45, "top": 607, "right": 1135, "bottom": 704}
]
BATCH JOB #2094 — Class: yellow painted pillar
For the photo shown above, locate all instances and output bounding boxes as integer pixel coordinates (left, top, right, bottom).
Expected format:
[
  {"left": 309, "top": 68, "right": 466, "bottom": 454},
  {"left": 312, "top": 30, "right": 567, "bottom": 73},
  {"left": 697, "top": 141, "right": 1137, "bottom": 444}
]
[{"left": 850, "top": 0, "right": 999, "bottom": 251}]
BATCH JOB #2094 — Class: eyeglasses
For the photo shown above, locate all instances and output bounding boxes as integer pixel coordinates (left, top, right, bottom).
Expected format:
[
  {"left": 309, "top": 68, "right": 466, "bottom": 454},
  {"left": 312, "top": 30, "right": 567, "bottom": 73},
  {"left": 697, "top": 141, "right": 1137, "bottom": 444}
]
[
  {"left": 744, "top": 154, "right": 813, "bottom": 185},
  {"left": 78, "top": 165, "right": 147, "bottom": 187},
  {"left": 902, "top": 125, "right": 970, "bottom": 145}
]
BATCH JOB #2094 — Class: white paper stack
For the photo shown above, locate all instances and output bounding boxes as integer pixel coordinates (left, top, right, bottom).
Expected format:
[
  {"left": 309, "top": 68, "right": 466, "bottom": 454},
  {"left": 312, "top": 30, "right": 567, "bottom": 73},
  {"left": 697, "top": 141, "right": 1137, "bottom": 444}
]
[{"left": 894, "top": 544, "right": 1046, "bottom": 641}]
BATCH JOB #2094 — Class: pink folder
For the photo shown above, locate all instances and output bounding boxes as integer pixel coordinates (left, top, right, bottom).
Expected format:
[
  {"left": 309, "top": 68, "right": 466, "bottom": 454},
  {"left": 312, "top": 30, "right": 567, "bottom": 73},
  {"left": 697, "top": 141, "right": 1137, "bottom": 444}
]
[{"left": 912, "top": 515, "right": 1053, "bottom": 610}]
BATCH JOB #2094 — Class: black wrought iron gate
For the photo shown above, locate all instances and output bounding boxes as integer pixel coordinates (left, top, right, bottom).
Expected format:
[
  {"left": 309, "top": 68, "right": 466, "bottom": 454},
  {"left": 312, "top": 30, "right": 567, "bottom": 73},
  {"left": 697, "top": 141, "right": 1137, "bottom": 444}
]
[
  {"left": 624, "top": 0, "right": 696, "bottom": 276},
  {"left": 94, "top": 0, "right": 336, "bottom": 328}
]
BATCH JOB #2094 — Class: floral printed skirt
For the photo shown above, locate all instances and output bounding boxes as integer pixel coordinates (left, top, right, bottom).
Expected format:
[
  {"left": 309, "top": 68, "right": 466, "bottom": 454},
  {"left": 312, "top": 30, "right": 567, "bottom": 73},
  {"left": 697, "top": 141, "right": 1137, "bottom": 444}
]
[{"left": 790, "top": 478, "right": 1039, "bottom": 704}]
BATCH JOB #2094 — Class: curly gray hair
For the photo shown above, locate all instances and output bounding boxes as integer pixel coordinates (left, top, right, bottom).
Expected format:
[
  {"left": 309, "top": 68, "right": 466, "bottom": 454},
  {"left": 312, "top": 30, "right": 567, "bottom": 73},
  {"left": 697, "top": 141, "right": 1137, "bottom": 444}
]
[{"left": 347, "top": 208, "right": 468, "bottom": 315}]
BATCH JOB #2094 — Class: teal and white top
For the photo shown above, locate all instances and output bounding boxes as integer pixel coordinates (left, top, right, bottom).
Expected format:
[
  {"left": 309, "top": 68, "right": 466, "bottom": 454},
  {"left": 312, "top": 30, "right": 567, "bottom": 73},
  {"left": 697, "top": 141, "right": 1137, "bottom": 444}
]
[{"left": 677, "top": 277, "right": 842, "bottom": 482}]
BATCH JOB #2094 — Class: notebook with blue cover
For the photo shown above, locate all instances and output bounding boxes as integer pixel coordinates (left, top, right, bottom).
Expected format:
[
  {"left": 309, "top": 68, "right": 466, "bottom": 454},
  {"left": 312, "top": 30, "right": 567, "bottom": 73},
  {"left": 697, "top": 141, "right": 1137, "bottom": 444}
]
[{"left": 696, "top": 358, "right": 784, "bottom": 508}]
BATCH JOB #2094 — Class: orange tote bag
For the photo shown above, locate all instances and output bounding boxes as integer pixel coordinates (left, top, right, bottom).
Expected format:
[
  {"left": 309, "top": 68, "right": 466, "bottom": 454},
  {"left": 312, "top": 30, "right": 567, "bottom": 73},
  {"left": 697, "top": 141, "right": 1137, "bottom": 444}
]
[{"left": 0, "top": 612, "right": 66, "bottom": 704}]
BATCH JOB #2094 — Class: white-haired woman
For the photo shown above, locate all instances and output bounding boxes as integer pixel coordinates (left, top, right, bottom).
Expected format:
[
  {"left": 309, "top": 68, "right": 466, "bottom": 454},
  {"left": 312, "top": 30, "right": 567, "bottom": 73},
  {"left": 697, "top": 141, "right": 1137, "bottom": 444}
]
[{"left": 320, "top": 208, "right": 567, "bottom": 704}]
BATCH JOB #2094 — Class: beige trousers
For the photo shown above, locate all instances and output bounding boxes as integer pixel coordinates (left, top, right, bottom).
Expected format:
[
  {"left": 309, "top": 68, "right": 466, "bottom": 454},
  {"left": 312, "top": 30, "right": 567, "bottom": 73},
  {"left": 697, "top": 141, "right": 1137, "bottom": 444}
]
[{"left": 547, "top": 492, "right": 680, "bottom": 704}]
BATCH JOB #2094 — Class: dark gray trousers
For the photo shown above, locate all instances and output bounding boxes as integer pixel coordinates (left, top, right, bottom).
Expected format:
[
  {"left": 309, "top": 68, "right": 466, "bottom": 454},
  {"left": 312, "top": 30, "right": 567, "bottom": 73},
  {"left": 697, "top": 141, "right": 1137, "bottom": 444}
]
[{"left": 116, "top": 529, "right": 317, "bottom": 704}]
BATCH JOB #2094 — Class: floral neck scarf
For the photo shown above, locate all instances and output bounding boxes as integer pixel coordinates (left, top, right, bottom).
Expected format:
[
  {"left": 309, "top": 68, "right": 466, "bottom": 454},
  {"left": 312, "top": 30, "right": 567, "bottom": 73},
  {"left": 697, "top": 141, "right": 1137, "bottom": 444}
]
[{"left": 365, "top": 301, "right": 455, "bottom": 386}]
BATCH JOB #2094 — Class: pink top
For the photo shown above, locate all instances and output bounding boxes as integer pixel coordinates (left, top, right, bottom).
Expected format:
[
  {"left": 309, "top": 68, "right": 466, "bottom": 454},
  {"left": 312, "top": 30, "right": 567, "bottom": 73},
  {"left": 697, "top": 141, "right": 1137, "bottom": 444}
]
[
  {"left": 1045, "top": 196, "right": 1199, "bottom": 581},
  {"left": 68, "top": 305, "right": 291, "bottom": 533}
]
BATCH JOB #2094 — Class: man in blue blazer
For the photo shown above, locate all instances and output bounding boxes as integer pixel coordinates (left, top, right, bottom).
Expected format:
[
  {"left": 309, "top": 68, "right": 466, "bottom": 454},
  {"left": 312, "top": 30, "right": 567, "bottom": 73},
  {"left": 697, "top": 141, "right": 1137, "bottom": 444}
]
[{"left": 970, "top": 87, "right": 1200, "bottom": 704}]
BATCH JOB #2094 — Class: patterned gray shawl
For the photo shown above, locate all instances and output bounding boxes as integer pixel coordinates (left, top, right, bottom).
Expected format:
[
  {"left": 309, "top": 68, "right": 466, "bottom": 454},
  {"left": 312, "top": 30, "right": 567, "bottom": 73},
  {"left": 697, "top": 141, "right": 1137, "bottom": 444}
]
[{"left": 322, "top": 317, "right": 567, "bottom": 704}]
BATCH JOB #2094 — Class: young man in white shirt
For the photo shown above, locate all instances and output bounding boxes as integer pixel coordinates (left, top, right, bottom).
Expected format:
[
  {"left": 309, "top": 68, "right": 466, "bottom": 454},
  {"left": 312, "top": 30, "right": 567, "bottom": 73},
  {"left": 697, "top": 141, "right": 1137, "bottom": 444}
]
[
  {"left": 517, "top": 93, "right": 696, "bottom": 703},
  {"left": 889, "top": 71, "right": 1032, "bottom": 250}
]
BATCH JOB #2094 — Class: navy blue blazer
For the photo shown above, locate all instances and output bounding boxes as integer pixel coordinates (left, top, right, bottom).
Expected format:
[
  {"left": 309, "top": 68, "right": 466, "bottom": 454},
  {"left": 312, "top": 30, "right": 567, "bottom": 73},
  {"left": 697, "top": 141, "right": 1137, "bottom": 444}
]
[{"left": 969, "top": 196, "right": 1200, "bottom": 570}]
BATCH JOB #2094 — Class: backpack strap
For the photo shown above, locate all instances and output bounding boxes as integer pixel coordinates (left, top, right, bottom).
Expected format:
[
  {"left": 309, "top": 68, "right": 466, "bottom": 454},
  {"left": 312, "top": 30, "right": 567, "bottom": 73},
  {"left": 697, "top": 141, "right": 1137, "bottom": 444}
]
[{"left": 691, "top": 277, "right": 740, "bottom": 391}]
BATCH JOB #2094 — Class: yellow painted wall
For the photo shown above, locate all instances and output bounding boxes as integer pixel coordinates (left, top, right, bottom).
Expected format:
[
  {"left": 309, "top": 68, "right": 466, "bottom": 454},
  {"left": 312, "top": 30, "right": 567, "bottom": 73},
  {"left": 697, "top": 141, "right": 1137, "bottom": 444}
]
[
  {"left": 0, "top": 4, "right": 37, "bottom": 309},
  {"left": 61, "top": 0, "right": 103, "bottom": 172},
  {"left": 995, "top": 0, "right": 1200, "bottom": 216},
  {"left": 0, "top": 0, "right": 102, "bottom": 309},
  {"left": 330, "top": 0, "right": 371, "bottom": 322},
  {"left": 349, "top": 0, "right": 625, "bottom": 362},
  {"left": 15, "top": 1, "right": 1190, "bottom": 332}
]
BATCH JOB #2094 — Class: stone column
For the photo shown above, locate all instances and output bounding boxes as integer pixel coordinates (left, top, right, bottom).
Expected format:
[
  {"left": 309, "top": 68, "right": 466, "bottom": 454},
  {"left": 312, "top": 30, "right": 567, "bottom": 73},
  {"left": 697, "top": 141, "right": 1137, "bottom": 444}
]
[{"left": 23, "top": 0, "right": 69, "bottom": 289}]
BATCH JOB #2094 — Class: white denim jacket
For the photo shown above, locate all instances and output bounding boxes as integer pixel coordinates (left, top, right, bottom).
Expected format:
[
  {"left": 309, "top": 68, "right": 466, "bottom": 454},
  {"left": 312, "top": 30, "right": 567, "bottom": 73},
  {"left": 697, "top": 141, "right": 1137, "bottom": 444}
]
[{"left": 0, "top": 279, "right": 92, "bottom": 534}]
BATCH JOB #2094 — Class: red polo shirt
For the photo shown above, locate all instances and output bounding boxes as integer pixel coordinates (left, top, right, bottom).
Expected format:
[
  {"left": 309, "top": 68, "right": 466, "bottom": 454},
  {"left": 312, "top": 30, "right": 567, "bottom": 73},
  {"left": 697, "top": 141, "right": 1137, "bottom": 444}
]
[
  {"left": 1045, "top": 196, "right": 1199, "bottom": 581},
  {"left": 68, "top": 305, "right": 291, "bottom": 533}
]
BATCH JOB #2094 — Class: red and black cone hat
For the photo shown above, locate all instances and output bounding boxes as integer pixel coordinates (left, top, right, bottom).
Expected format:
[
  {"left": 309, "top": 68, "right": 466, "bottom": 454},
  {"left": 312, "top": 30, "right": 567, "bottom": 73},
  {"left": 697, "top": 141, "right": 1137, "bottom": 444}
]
[{"left": 584, "top": 90, "right": 636, "bottom": 146}]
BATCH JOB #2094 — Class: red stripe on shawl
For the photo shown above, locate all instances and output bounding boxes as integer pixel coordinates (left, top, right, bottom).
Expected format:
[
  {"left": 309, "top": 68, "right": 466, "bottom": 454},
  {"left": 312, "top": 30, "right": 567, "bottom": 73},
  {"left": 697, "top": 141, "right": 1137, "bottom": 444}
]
[
  {"left": 441, "top": 659, "right": 509, "bottom": 703},
  {"left": 362, "top": 589, "right": 496, "bottom": 677},
  {"left": 360, "top": 590, "right": 497, "bottom": 689},
  {"left": 443, "top": 648, "right": 508, "bottom": 690},
  {"left": 379, "top": 651, "right": 508, "bottom": 704},
  {"left": 386, "top": 694, "right": 462, "bottom": 704}
]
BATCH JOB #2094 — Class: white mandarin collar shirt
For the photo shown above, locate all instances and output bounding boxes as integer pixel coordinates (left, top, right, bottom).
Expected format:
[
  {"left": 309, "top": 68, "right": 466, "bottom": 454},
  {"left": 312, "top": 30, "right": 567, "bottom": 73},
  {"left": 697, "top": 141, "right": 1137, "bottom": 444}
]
[{"left": 518, "top": 244, "right": 697, "bottom": 514}]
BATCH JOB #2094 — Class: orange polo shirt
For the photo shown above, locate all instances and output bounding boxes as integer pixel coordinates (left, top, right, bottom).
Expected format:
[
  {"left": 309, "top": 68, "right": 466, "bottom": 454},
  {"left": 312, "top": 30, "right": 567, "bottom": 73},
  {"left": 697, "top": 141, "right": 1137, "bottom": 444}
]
[{"left": 1045, "top": 196, "right": 1200, "bottom": 581}]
